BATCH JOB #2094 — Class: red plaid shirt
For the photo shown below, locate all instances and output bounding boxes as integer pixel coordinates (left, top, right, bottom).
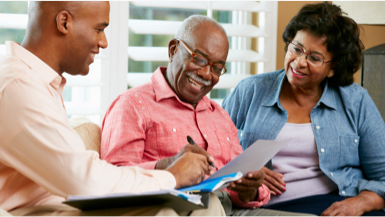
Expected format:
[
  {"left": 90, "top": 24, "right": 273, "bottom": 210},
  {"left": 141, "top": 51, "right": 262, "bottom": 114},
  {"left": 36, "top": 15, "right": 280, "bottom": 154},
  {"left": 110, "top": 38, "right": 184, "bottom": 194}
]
[{"left": 101, "top": 67, "right": 270, "bottom": 208}]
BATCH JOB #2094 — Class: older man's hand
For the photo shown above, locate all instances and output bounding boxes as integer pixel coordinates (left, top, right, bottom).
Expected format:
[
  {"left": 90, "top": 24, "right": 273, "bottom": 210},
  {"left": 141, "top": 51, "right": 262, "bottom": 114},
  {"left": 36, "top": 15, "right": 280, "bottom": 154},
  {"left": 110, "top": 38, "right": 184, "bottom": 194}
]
[
  {"left": 165, "top": 152, "right": 211, "bottom": 188},
  {"left": 156, "top": 144, "right": 215, "bottom": 172},
  {"left": 227, "top": 170, "right": 265, "bottom": 203}
]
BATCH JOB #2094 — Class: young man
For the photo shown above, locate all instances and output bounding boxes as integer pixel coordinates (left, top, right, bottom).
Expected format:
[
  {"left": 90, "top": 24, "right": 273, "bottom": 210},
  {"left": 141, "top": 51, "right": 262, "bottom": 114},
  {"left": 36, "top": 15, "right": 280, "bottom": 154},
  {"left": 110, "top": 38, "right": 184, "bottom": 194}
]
[{"left": 0, "top": 2, "right": 224, "bottom": 216}]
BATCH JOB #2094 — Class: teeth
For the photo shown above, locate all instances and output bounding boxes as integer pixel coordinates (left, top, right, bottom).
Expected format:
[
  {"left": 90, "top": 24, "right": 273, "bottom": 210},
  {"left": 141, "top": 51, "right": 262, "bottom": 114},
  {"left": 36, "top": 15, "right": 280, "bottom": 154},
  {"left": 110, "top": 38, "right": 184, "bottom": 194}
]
[
  {"left": 188, "top": 77, "right": 203, "bottom": 89},
  {"left": 292, "top": 68, "right": 305, "bottom": 76},
  {"left": 91, "top": 53, "right": 95, "bottom": 58}
]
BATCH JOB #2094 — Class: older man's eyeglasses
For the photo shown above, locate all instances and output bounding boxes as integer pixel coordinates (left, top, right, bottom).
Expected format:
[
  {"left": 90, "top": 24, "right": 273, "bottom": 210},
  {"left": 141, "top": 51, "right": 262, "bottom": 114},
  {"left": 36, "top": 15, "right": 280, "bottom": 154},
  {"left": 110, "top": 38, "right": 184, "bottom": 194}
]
[
  {"left": 176, "top": 39, "right": 227, "bottom": 76},
  {"left": 287, "top": 42, "right": 332, "bottom": 67}
]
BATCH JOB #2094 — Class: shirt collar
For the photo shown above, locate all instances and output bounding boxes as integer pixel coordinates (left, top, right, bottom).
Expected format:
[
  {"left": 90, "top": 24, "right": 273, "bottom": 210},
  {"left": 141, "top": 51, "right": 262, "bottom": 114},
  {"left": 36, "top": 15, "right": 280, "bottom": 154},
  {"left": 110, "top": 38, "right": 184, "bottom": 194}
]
[
  {"left": 6, "top": 41, "right": 64, "bottom": 92},
  {"left": 317, "top": 80, "right": 337, "bottom": 110},
  {"left": 262, "top": 69, "right": 337, "bottom": 110},
  {"left": 262, "top": 70, "right": 286, "bottom": 107},
  {"left": 152, "top": 67, "right": 214, "bottom": 111}
]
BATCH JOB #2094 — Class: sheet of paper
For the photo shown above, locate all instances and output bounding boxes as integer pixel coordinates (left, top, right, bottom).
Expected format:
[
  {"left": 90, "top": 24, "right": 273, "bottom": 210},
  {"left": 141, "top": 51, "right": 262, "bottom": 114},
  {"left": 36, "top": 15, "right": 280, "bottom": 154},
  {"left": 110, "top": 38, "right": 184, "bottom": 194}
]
[{"left": 207, "top": 139, "right": 290, "bottom": 180}]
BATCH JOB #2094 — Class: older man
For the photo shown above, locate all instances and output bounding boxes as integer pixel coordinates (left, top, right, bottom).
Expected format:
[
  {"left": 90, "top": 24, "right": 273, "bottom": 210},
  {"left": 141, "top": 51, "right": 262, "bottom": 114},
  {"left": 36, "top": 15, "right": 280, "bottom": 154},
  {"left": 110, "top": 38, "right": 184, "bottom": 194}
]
[
  {"left": 0, "top": 2, "right": 225, "bottom": 216},
  {"left": 101, "top": 15, "right": 302, "bottom": 216}
]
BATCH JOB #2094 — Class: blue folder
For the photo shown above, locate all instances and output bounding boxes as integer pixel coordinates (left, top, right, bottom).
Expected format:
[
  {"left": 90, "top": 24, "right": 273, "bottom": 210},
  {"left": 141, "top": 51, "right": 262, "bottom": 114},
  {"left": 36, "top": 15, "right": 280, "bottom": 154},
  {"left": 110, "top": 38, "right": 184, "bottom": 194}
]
[{"left": 178, "top": 172, "right": 242, "bottom": 192}]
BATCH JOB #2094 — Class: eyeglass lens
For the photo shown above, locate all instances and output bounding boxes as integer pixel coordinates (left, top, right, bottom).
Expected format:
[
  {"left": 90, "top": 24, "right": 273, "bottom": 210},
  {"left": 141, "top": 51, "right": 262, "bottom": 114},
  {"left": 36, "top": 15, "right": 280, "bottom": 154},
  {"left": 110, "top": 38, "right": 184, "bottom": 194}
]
[
  {"left": 192, "top": 54, "right": 225, "bottom": 76},
  {"left": 289, "top": 43, "right": 324, "bottom": 66}
]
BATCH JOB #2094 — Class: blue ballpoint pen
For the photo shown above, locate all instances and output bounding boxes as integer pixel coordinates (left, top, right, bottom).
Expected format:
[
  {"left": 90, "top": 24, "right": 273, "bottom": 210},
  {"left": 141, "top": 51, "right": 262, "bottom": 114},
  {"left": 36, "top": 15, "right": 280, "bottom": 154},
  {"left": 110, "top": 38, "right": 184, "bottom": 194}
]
[{"left": 187, "top": 135, "right": 218, "bottom": 170}]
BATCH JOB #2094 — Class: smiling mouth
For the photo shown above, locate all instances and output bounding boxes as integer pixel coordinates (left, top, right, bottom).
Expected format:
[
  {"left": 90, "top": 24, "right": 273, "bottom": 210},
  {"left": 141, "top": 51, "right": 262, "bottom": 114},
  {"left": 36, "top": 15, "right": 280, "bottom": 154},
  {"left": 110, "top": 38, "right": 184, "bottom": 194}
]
[
  {"left": 292, "top": 67, "right": 306, "bottom": 76},
  {"left": 188, "top": 77, "right": 203, "bottom": 90},
  {"left": 90, "top": 53, "right": 96, "bottom": 62}
]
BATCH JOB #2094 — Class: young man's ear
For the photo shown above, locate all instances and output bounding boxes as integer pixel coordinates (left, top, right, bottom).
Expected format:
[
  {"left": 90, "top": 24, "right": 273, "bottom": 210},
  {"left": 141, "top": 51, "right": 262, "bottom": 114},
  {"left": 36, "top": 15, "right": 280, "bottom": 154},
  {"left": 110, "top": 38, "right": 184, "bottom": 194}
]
[
  {"left": 168, "top": 39, "right": 179, "bottom": 63},
  {"left": 56, "top": 10, "right": 72, "bottom": 34}
]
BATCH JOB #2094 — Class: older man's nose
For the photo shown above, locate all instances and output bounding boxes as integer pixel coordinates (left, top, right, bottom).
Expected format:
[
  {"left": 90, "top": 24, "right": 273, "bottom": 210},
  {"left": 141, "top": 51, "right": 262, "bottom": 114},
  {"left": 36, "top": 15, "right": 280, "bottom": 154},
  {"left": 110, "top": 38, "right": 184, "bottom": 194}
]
[{"left": 197, "top": 65, "right": 212, "bottom": 80}]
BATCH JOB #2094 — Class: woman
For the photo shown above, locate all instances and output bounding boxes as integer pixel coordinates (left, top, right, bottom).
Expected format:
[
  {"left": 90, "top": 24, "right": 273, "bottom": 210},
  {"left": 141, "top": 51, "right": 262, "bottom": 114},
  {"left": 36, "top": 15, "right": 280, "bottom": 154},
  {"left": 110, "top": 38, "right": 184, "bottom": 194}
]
[{"left": 222, "top": 2, "right": 385, "bottom": 216}]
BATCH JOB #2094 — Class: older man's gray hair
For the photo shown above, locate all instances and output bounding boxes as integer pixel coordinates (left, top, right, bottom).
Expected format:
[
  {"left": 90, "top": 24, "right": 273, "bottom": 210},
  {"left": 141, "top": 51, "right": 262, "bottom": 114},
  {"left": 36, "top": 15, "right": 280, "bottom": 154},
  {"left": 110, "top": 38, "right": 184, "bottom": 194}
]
[{"left": 175, "top": 15, "right": 227, "bottom": 47}]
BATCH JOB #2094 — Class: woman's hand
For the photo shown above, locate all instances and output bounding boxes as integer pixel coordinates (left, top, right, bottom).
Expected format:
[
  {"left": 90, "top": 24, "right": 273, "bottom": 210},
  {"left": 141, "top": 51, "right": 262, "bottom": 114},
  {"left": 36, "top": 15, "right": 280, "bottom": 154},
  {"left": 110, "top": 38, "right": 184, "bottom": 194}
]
[
  {"left": 321, "top": 191, "right": 385, "bottom": 216},
  {"left": 261, "top": 167, "right": 286, "bottom": 196},
  {"left": 227, "top": 170, "right": 265, "bottom": 203}
]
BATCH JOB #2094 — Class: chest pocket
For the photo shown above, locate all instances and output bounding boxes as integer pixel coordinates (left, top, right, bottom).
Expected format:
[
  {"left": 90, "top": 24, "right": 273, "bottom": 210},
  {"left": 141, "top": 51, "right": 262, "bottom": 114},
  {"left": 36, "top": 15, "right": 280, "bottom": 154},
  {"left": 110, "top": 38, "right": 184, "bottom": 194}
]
[
  {"left": 155, "top": 123, "right": 188, "bottom": 157},
  {"left": 338, "top": 135, "right": 360, "bottom": 167},
  {"left": 212, "top": 129, "right": 231, "bottom": 163}
]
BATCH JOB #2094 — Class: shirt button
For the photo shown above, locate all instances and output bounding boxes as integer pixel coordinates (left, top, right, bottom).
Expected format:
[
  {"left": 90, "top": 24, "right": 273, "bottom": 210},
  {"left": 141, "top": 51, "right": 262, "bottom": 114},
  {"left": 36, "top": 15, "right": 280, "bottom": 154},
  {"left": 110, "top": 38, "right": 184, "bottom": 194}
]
[
  {"left": 330, "top": 172, "right": 333, "bottom": 176},
  {"left": 142, "top": 107, "right": 145, "bottom": 110},
  {"left": 139, "top": 100, "right": 142, "bottom": 103},
  {"left": 354, "top": 139, "right": 358, "bottom": 143},
  {"left": 320, "top": 148, "right": 325, "bottom": 153},
  {"left": 204, "top": 134, "right": 207, "bottom": 138},
  {"left": 227, "top": 137, "right": 229, "bottom": 141},
  {"left": 135, "top": 94, "right": 138, "bottom": 97},
  {"left": 316, "top": 126, "right": 320, "bottom": 130},
  {"left": 172, "top": 128, "right": 176, "bottom": 132},
  {"left": 341, "top": 191, "right": 346, "bottom": 195},
  {"left": 240, "top": 133, "right": 243, "bottom": 137}
]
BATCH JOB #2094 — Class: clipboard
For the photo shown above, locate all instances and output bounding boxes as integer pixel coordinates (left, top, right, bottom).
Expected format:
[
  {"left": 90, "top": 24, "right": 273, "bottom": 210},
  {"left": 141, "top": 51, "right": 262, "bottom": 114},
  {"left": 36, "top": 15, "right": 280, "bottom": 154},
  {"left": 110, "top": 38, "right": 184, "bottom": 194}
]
[{"left": 64, "top": 189, "right": 210, "bottom": 213}]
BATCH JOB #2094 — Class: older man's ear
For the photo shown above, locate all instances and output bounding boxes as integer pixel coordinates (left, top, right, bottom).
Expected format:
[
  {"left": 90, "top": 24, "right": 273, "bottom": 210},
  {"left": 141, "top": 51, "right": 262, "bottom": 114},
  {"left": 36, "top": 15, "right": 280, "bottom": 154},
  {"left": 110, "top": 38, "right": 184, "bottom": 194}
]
[{"left": 168, "top": 39, "right": 180, "bottom": 63}]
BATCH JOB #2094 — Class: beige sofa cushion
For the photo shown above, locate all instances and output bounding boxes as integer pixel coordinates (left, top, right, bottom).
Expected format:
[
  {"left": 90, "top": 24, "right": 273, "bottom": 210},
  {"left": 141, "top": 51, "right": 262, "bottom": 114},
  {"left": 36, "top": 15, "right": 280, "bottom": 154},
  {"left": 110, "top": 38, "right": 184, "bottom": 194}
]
[
  {"left": 0, "top": 208, "right": 11, "bottom": 216},
  {"left": 69, "top": 117, "right": 101, "bottom": 153},
  {"left": 0, "top": 117, "right": 101, "bottom": 216}
]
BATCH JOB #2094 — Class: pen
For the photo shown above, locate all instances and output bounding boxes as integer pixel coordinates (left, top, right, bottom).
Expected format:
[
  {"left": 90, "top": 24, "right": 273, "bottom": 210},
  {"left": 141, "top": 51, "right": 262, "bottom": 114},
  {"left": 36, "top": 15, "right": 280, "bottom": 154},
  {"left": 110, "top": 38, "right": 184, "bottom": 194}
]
[{"left": 187, "top": 135, "right": 218, "bottom": 170}]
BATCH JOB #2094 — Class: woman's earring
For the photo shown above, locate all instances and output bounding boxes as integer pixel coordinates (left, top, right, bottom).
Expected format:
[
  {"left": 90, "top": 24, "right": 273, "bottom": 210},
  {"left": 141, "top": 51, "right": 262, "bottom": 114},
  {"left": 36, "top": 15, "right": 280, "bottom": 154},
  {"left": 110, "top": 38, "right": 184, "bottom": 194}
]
[{"left": 328, "top": 70, "right": 334, "bottom": 78}]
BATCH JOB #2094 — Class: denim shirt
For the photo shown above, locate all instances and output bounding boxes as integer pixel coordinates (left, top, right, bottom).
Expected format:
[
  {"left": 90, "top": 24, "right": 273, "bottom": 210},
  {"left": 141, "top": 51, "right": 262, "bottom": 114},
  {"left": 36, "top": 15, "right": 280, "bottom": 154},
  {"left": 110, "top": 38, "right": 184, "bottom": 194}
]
[{"left": 223, "top": 69, "right": 385, "bottom": 200}]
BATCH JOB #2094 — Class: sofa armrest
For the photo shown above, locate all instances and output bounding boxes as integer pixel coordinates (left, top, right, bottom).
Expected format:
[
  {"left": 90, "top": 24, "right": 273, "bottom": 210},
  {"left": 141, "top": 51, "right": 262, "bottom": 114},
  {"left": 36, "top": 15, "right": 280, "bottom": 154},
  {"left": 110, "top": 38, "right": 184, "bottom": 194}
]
[{"left": 69, "top": 117, "right": 101, "bottom": 154}]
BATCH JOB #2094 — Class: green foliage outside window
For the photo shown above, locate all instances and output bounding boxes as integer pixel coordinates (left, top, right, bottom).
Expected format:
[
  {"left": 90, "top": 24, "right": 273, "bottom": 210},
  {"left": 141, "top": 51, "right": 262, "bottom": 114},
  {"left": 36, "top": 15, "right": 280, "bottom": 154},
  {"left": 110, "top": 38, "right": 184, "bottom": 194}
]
[
  {"left": 128, "top": 3, "right": 232, "bottom": 73},
  {"left": 0, "top": 1, "right": 28, "bottom": 14},
  {"left": 0, "top": 1, "right": 28, "bottom": 44}
]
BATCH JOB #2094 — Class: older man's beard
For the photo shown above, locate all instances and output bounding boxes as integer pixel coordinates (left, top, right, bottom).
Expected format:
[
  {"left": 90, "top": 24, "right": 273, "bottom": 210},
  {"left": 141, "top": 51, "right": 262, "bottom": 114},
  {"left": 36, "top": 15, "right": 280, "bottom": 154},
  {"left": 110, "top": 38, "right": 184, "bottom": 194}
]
[{"left": 186, "top": 71, "right": 212, "bottom": 87}]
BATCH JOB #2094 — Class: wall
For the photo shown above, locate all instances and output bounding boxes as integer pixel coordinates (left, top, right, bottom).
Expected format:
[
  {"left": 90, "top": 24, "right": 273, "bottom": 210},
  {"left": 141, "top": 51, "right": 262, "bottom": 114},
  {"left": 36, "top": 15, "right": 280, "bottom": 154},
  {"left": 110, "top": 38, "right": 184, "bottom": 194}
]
[{"left": 276, "top": 1, "right": 385, "bottom": 85}]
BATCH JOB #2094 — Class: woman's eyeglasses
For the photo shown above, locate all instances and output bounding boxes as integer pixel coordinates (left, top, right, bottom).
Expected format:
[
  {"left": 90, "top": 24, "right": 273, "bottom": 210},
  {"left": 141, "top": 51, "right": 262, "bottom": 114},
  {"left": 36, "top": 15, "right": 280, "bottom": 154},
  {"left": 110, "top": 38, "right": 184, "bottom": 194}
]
[{"left": 287, "top": 42, "right": 332, "bottom": 67}]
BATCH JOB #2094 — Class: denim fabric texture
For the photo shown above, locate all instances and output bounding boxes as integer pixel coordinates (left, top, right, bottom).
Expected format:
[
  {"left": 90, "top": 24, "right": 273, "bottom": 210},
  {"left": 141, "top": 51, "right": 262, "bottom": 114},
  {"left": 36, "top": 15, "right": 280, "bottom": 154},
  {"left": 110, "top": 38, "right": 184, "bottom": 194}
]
[{"left": 222, "top": 69, "right": 385, "bottom": 200}]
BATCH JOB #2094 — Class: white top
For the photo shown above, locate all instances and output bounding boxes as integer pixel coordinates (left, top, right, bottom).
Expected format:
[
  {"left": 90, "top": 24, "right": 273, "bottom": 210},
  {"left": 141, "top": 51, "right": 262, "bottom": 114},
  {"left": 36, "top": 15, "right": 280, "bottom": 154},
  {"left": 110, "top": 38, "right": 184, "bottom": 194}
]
[{"left": 268, "top": 123, "right": 338, "bottom": 205}]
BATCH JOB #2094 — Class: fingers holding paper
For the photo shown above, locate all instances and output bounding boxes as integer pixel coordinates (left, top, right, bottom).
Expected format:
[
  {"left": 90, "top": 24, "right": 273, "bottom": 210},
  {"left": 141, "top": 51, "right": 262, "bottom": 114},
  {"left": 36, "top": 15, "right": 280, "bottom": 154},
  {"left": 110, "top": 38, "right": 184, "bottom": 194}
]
[
  {"left": 227, "top": 170, "right": 265, "bottom": 203},
  {"left": 165, "top": 152, "right": 211, "bottom": 189}
]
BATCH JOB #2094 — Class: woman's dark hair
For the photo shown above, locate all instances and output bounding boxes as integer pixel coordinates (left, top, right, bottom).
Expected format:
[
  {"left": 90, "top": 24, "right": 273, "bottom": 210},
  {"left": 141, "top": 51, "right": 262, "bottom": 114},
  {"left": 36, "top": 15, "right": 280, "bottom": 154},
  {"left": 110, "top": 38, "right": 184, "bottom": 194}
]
[{"left": 283, "top": 2, "right": 365, "bottom": 86}]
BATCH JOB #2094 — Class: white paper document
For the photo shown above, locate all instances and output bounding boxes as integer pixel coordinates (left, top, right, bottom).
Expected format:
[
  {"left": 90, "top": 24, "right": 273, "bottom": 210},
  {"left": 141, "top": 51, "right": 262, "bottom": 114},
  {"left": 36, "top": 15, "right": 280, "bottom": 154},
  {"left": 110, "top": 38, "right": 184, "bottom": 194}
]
[{"left": 207, "top": 139, "right": 290, "bottom": 180}]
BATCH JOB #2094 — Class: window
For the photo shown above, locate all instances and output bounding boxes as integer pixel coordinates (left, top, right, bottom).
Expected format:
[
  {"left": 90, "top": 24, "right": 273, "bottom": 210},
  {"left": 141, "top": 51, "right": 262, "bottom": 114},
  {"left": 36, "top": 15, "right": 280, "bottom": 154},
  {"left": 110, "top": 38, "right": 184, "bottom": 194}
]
[
  {"left": 0, "top": 1, "right": 278, "bottom": 124},
  {"left": 125, "top": 1, "right": 278, "bottom": 105}
]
